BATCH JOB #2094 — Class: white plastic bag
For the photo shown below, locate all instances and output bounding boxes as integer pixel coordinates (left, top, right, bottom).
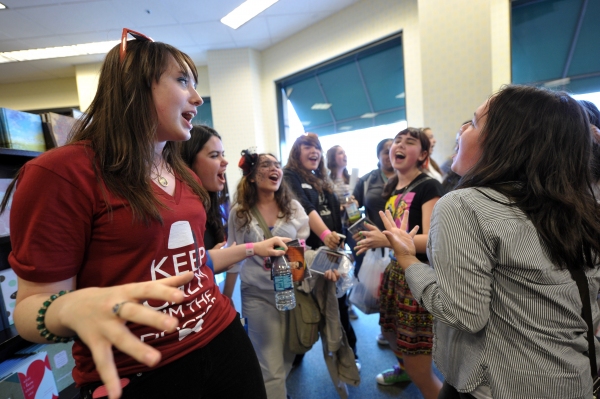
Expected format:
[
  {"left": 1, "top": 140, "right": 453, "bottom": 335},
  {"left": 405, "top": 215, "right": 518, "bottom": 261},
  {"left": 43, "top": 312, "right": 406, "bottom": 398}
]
[{"left": 349, "top": 248, "right": 390, "bottom": 314}]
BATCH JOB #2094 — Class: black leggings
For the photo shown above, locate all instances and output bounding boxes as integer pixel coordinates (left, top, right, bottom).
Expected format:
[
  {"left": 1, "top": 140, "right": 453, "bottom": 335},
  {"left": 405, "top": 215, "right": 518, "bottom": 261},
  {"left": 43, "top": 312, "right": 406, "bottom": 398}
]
[
  {"left": 338, "top": 293, "right": 357, "bottom": 357},
  {"left": 80, "top": 315, "right": 266, "bottom": 399}
]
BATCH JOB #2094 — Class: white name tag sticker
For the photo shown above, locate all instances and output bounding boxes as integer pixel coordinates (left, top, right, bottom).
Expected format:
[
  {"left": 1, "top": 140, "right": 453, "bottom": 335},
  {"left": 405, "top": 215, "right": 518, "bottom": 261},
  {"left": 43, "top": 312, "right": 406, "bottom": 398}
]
[{"left": 301, "top": 183, "right": 313, "bottom": 189}]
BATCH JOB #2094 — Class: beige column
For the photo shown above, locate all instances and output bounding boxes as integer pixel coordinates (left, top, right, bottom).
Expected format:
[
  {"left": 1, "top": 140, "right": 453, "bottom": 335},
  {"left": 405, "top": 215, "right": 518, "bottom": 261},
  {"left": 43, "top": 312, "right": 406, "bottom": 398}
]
[
  {"left": 417, "top": 0, "right": 511, "bottom": 162},
  {"left": 75, "top": 63, "right": 102, "bottom": 113},
  {"left": 207, "top": 48, "right": 264, "bottom": 195}
]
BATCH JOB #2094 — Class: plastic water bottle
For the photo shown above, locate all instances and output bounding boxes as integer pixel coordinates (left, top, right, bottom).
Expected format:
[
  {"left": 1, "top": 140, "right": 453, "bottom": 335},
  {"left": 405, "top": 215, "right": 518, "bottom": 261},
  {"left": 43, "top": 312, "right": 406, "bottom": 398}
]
[
  {"left": 272, "top": 249, "right": 296, "bottom": 311},
  {"left": 344, "top": 194, "right": 361, "bottom": 225}
]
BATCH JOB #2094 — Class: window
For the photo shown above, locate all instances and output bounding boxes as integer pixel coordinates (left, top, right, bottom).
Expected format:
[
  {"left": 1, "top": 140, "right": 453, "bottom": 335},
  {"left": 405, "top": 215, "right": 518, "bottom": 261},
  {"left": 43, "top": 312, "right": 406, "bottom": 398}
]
[
  {"left": 191, "top": 97, "right": 213, "bottom": 128},
  {"left": 512, "top": 0, "right": 600, "bottom": 94},
  {"left": 277, "top": 34, "right": 405, "bottom": 175}
]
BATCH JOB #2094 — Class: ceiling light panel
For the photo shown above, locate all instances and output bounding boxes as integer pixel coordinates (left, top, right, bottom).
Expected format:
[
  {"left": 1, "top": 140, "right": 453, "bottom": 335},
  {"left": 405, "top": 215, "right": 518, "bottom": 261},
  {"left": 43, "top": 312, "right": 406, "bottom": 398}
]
[
  {"left": 0, "top": 40, "right": 119, "bottom": 63},
  {"left": 221, "top": 0, "right": 279, "bottom": 29},
  {"left": 311, "top": 103, "right": 332, "bottom": 110}
]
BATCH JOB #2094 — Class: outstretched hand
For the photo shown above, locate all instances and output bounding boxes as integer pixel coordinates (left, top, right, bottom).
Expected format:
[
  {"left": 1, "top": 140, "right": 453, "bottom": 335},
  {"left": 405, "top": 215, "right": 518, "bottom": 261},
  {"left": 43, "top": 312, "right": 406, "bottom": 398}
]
[
  {"left": 254, "top": 236, "right": 291, "bottom": 257},
  {"left": 379, "top": 209, "right": 419, "bottom": 259},
  {"left": 58, "top": 272, "right": 195, "bottom": 399},
  {"left": 353, "top": 222, "right": 390, "bottom": 255}
]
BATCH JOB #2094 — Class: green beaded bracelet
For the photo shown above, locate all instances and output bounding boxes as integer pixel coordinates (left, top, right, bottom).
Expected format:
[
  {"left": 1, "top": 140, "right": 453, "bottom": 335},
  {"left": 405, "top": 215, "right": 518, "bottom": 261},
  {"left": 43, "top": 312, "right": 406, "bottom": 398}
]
[{"left": 36, "top": 290, "right": 75, "bottom": 343}]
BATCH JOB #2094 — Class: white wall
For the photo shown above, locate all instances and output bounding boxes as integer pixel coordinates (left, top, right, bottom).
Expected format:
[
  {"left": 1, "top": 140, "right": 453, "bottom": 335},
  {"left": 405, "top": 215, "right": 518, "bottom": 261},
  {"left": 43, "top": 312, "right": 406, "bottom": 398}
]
[
  {"left": 75, "top": 63, "right": 102, "bottom": 113},
  {"left": 207, "top": 48, "right": 266, "bottom": 195},
  {"left": 0, "top": 62, "right": 210, "bottom": 112},
  {"left": 417, "top": 0, "right": 511, "bottom": 162},
  {"left": 0, "top": 78, "right": 78, "bottom": 111}
]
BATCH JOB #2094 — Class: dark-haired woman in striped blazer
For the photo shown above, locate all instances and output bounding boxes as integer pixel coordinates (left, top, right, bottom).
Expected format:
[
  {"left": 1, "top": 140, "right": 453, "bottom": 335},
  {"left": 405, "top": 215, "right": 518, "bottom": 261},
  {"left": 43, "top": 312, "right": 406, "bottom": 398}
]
[{"left": 382, "top": 85, "right": 600, "bottom": 399}]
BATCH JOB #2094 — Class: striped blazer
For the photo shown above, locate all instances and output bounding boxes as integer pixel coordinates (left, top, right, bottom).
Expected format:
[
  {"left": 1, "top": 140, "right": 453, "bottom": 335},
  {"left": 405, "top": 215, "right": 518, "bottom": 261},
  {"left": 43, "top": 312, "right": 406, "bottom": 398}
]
[{"left": 405, "top": 187, "right": 600, "bottom": 399}]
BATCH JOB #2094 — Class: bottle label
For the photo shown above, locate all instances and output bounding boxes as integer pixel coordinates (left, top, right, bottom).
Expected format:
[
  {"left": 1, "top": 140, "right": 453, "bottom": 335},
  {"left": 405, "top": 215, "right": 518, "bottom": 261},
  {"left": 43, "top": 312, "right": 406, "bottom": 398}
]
[
  {"left": 348, "top": 212, "right": 361, "bottom": 224},
  {"left": 273, "top": 274, "right": 293, "bottom": 292}
]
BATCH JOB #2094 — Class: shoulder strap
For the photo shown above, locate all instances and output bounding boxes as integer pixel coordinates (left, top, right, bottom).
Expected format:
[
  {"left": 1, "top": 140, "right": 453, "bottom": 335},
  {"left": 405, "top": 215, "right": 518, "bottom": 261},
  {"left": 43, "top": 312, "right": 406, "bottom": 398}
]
[
  {"left": 569, "top": 267, "right": 600, "bottom": 394},
  {"left": 397, "top": 174, "right": 433, "bottom": 203},
  {"left": 250, "top": 206, "right": 273, "bottom": 239},
  {"left": 363, "top": 172, "right": 373, "bottom": 200}
]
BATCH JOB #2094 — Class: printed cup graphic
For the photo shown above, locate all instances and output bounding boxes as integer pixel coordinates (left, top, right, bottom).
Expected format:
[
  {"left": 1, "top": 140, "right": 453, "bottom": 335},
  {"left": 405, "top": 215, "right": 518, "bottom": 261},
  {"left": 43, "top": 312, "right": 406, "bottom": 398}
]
[{"left": 168, "top": 221, "right": 194, "bottom": 249}]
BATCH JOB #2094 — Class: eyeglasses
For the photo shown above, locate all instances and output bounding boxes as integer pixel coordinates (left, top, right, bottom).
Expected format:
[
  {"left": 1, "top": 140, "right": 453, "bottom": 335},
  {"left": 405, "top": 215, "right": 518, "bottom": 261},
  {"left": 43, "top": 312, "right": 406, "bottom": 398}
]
[
  {"left": 258, "top": 161, "right": 282, "bottom": 170},
  {"left": 120, "top": 28, "right": 154, "bottom": 63}
]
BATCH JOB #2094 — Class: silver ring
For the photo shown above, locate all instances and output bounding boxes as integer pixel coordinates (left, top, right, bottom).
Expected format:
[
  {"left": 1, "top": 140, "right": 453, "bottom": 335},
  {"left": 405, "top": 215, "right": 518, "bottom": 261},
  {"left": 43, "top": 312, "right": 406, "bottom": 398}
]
[{"left": 112, "top": 301, "right": 130, "bottom": 318}]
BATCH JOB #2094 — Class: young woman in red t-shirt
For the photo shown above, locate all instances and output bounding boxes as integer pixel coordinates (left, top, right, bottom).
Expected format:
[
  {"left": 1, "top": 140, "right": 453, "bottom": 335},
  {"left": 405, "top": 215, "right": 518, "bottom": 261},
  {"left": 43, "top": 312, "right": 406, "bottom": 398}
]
[{"left": 2, "top": 29, "right": 288, "bottom": 399}]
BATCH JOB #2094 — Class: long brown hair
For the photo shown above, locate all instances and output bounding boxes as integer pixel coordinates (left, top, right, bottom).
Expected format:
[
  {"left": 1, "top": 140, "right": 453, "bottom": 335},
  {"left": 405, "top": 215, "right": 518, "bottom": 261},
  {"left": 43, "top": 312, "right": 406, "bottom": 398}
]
[
  {"left": 284, "top": 133, "right": 333, "bottom": 194},
  {"left": 180, "top": 125, "right": 227, "bottom": 242},
  {"left": 326, "top": 145, "right": 350, "bottom": 184},
  {"left": 458, "top": 85, "right": 600, "bottom": 271},
  {"left": 234, "top": 153, "right": 294, "bottom": 229},
  {"left": 71, "top": 39, "right": 209, "bottom": 224},
  {"left": 382, "top": 127, "right": 431, "bottom": 198},
  {"left": 2, "top": 39, "right": 210, "bottom": 222}
]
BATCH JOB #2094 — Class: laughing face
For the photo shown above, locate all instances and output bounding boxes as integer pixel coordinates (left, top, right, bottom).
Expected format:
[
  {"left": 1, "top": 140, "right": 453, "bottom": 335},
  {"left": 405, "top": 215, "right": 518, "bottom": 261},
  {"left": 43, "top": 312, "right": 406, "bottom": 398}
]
[
  {"left": 192, "top": 136, "right": 228, "bottom": 192},
  {"left": 252, "top": 154, "right": 283, "bottom": 192},
  {"left": 389, "top": 133, "right": 428, "bottom": 173},
  {"left": 299, "top": 144, "right": 321, "bottom": 172},
  {"left": 152, "top": 56, "right": 203, "bottom": 143},
  {"left": 451, "top": 100, "right": 487, "bottom": 176}
]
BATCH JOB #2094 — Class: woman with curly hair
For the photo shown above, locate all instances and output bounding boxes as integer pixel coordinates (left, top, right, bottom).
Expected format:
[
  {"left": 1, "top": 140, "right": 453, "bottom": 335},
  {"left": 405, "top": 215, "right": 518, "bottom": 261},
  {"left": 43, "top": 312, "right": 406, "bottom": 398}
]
[{"left": 227, "top": 150, "right": 338, "bottom": 398}]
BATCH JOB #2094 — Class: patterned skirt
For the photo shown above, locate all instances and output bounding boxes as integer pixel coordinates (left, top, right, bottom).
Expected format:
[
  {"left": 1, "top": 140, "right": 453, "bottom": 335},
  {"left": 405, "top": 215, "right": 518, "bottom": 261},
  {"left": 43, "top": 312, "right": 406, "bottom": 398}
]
[{"left": 379, "top": 259, "right": 434, "bottom": 355}]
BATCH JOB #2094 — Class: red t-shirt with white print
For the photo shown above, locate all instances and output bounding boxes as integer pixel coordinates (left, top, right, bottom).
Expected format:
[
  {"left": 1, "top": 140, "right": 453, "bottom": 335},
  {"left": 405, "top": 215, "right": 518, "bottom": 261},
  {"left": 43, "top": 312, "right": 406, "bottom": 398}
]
[{"left": 9, "top": 142, "right": 236, "bottom": 386}]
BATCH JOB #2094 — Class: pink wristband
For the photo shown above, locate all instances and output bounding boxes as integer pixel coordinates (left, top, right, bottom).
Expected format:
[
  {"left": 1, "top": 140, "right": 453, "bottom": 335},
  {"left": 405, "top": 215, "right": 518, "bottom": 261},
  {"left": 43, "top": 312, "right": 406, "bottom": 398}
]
[
  {"left": 245, "top": 243, "right": 254, "bottom": 257},
  {"left": 319, "top": 229, "right": 331, "bottom": 242}
]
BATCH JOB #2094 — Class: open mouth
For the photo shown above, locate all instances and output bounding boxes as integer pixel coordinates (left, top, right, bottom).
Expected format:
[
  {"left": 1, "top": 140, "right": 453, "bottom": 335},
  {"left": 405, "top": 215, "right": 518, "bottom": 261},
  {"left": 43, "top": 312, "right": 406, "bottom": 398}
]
[
  {"left": 395, "top": 152, "right": 406, "bottom": 160},
  {"left": 308, "top": 155, "right": 319, "bottom": 162},
  {"left": 269, "top": 173, "right": 280, "bottom": 182},
  {"left": 217, "top": 172, "right": 226, "bottom": 183},
  {"left": 182, "top": 112, "right": 195, "bottom": 124}
]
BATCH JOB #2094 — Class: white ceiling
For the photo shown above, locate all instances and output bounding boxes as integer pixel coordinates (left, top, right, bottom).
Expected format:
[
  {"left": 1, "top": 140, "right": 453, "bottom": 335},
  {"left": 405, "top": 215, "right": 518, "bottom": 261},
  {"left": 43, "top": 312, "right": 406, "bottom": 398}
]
[{"left": 0, "top": 0, "right": 359, "bottom": 85}]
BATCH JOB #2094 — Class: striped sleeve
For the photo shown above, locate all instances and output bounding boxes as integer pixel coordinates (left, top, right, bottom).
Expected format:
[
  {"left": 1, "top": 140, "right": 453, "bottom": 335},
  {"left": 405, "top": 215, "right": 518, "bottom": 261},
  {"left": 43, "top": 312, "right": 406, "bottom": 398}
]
[{"left": 405, "top": 192, "right": 495, "bottom": 333}]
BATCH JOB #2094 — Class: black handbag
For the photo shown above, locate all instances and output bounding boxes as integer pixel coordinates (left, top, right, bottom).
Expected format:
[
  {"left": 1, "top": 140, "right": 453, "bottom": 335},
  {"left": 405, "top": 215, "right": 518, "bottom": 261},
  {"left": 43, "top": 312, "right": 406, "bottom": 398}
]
[{"left": 569, "top": 267, "right": 600, "bottom": 398}]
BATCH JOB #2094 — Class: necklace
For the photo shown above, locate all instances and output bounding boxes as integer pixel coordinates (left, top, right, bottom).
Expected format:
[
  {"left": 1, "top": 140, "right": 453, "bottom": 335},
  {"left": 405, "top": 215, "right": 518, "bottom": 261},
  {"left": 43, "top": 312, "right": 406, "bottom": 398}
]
[
  {"left": 157, "top": 175, "right": 168, "bottom": 187},
  {"left": 152, "top": 160, "right": 169, "bottom": 187}
]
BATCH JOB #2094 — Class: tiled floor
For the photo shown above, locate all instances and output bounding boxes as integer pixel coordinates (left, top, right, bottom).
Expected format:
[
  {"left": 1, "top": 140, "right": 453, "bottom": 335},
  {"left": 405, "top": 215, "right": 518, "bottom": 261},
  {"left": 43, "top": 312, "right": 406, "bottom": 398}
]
[
  {"left": 286, "top": 310, "right": 434, "bottom": 399},
  {"left": 228, "top": 283, "right": 442, "bottom": 399}
]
